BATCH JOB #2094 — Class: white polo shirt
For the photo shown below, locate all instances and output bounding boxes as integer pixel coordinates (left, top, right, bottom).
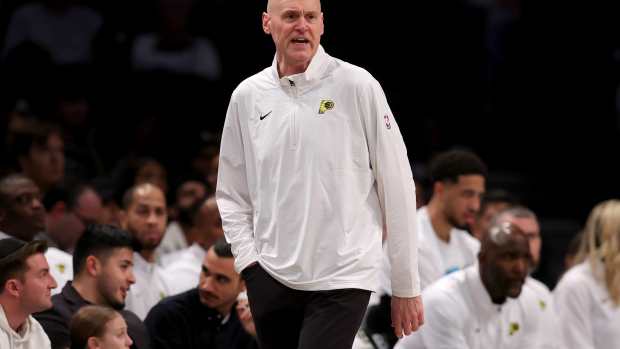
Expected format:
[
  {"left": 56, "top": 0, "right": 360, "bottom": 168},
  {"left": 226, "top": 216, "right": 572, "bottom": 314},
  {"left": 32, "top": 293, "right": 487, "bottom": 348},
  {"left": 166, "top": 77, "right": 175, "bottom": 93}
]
[
  {"left": 395, "top": 265, "right": 549, "bottom": 349},
  {"left": 124, "top": 252, "right": 173, "bottom": 320},
  {"left": 161, "top": 244, "right": 206, "bottom": 296},
  {"left": 554, "top": 261, "right": 620, "bottom": 349}
]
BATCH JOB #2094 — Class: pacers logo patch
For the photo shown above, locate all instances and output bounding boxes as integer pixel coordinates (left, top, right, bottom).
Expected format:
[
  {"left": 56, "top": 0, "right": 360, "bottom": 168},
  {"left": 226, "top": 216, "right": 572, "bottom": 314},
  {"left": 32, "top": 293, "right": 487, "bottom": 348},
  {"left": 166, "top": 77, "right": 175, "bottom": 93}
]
[
  {"left": 318, "top": 100, "right": 335, "bottom": 114},
  {"left": 384, "top": 114, "right": 391, "bottom": 129},
  {"left": 509, "top": 322, "right": 520, "bottom": 336},
  {"left": 56, "top": 264, "right": 66, "bottom": 274}
]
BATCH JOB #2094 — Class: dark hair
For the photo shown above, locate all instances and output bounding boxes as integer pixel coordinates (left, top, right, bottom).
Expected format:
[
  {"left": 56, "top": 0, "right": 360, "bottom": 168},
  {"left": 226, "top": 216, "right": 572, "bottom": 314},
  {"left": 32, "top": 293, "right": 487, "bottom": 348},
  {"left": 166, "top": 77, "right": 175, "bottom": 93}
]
[
  {"left": 0, "top": 240, "right": 48, "bottom": 293},
  {"left": 6, "top": 118, "right": 62, "bottom": 169},
  {"left": 73, "top": 224, "right": 135, "bottom": 276},
  {"left": 213, "top": 237, "right": 233, "bottom": 258},
  {"left": 478, "top": 189, "right": 518, "bottom": 217},
  {"left": 428, "top": 149, "right": 487, "bottom": 184},
  {"left": 70, "top": 305, "right": 121, "bottom": 349}
]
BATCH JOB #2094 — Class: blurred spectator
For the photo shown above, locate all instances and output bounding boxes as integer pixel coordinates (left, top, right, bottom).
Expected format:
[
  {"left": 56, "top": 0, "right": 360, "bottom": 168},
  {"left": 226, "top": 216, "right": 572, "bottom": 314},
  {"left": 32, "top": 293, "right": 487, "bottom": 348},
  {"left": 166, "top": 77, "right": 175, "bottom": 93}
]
[
  {"left": 162, "top": 196, "right": 223, "bottom": 295},
  {"left": 43, "top": 184, "right": 103, "bottom": 253},
  {"left": 120, "top": 183, "right": 172, "bottom": 320},
  {"left": 156, "top": 179, "right": 207, "bottom": 258},
  {"left": 131, "top": 0, "right": 221, "bottom": 80},
  {"left": 2, "top": 0, "right": 103, "bottom": 65},
  {"left": 470, "top": 188, "right": 518, "bottom": 240},
  {"left": 6, "top": 118, "right": 64, "bottom": 195},
  {"left": 0, "top": 174, "right": 73, "bottom": 295}
]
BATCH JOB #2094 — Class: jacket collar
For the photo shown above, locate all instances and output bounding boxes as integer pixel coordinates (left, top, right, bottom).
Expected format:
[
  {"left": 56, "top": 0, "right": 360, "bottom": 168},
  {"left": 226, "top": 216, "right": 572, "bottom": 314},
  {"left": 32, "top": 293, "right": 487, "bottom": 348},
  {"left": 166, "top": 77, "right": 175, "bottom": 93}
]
[{"left": 270, "top": 45, "right": 331, "bottom": 89}]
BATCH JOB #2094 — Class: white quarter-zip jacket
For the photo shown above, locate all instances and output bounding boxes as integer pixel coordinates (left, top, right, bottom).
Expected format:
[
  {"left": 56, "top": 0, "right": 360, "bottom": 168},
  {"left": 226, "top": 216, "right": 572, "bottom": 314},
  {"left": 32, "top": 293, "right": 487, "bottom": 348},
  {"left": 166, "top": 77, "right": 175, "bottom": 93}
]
[
  {"left": 0, "top": 305, "right": 51, "bottom": 349},
  {"left": 554, "top": 261, "right": 620, "bottom": 349},
  {"left": 395, "top": 265, "right": 553, "bottom": 349},
  {"left": 217, "top": 46, "right": 420, "bottom": 296}
]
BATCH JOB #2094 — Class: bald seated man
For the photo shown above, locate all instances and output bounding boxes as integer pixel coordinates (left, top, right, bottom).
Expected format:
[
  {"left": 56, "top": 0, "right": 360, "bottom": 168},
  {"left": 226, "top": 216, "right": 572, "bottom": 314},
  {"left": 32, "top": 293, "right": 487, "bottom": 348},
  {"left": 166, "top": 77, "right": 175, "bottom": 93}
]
[{"left": 396, "top": 222, "right": 556, "bottom": 349}]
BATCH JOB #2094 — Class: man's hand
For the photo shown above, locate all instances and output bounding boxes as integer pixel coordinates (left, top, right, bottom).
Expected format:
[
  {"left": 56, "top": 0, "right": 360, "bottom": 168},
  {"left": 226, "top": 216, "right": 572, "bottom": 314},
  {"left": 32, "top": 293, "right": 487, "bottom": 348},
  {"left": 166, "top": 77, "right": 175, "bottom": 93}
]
[
  {"left": 236, "top": 299, "right": 257, "bottom": 337},
  {"left": 391, "top": 295, "right": 424, "bottom": 338}
]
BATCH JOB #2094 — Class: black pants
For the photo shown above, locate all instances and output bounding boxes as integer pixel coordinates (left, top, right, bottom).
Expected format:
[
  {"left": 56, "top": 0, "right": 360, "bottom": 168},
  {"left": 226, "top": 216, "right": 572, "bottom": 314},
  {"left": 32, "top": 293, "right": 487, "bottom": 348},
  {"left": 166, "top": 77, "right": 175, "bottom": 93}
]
[{"left": 243, "top": 264, "right": 370, "bottom": 349}]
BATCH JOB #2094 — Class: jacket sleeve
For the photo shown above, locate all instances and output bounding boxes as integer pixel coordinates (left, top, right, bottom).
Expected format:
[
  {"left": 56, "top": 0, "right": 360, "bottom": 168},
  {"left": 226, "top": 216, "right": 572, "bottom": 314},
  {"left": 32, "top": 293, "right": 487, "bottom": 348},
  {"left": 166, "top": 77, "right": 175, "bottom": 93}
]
[
  {"left": 216, "top": 95, "right": 259, "bottom": 273},
  {"left": 361, "top": 77, "right": 420, "bottom": 298}
]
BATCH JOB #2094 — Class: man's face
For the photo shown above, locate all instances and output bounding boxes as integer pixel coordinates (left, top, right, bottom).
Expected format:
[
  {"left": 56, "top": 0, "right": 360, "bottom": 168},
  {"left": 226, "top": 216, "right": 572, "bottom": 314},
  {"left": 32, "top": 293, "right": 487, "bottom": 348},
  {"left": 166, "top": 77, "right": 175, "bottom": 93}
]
[
  {"left": 122, "top": 186, "right": 167, "bottom": 251},
  {"left": 262, "top": 0, "right": 324, "bottom": 76},
  {"left": 22, "top": 133, "right": 64, "bottom": 190},
  {"left": 194, "top": 201, "right": 224, "bottom": 249},
  {"left": 176, "top": 181, "right": 206, "bottom": 209},
  {"left": 0, "top": 178, "right": 46, "bottom": 240},
  {"left": 440, "top": 175, "right": 485, "bottom": 230},
  {"left": 74, "top": 188, "right": 103, "bottom": 225},
  {"left": 95, "top": 247, "right": 135, "bottom": 310},
  {"left": 198, "top": 248, "right": 243, "bottom": 315},
  {"left": 500, "top": 214, "right": 541, "bottom": 268},
  {"left": 482, "top": 235, "right": 531, "bottom": 300},
  {"left": 18, "top": 253, "right": 57, "bottom": 313}
]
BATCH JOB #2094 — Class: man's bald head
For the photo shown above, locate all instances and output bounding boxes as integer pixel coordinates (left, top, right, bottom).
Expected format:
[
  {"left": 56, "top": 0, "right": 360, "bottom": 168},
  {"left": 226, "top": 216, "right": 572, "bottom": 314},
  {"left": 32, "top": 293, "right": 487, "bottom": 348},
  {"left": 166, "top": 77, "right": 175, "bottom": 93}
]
[
  {"left": 267, "top": 0, "right": 322, "bottom": 13},
  {"left": 479, "top": 222, "right": 531, "bottom": 304}
]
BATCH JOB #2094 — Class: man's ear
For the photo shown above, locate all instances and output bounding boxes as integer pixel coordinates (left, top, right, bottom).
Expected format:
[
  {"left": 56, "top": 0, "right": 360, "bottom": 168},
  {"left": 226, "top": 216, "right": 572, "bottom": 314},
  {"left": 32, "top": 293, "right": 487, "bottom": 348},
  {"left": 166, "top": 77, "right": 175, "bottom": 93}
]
[
  {"left": 118, "top": 210, "right": 128, "bottom": 230},
  {"left": 88, "top": 336, "right": 101, "bottom": 349},
  {"left": 433, "top": 181, "right": 444, "bottom": 197},
  {"left": 262, "top": 12, "right": 271, "bottom": 34},
  {"left": 4, "top": 279, "right": 22, "bottom": 297},
  {"left": 85, "top": 255, "right": 101, "bottom": 277},
  {"left": 239, "top": 278, "right": 246, "bottom": 292}
]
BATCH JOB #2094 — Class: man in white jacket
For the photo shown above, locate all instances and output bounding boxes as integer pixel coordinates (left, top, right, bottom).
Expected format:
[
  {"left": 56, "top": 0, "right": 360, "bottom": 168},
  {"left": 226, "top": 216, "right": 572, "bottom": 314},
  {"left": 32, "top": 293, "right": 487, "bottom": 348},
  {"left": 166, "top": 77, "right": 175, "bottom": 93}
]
[
  {"left": 0, "top": 238, "right": 57, "bottom": 349},
  {"left": 395, "top": 222, "right": 547, "bottom": 349},
  {"left": 216, "top": 0, "right": 423, "bottom": 348}
]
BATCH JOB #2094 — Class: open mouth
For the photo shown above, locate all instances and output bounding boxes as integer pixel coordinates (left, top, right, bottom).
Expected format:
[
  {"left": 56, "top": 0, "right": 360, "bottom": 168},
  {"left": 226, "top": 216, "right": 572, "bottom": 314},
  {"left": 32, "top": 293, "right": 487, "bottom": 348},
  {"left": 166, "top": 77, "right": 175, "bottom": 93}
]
[{"left": 292, "top": 37, "right": 309, "bottom": 44}]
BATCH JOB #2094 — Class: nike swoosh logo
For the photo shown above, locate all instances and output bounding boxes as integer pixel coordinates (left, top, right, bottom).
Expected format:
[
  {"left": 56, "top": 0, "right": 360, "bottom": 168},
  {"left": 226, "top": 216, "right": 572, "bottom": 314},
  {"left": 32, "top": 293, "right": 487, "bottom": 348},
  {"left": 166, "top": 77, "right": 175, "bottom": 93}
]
[{"left": 259, "top": 111, "right": 272, "bottom": 120}]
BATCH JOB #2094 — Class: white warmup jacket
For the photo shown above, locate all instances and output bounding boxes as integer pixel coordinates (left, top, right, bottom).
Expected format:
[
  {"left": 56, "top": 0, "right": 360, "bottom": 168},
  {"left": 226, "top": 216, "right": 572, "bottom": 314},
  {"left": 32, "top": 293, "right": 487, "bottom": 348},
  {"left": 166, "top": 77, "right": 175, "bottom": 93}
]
[
  {"left": 554, "top": 261, "right": 620, "bottom": 349},
  {"left": 217, "top": 46, "right": 420, "bottom": 296},
  {"left": 0, "top": 305, "right": 51, "bottom": 349},
  {"left": 395, "top": 265, "right": 555, "bottom": 349}
]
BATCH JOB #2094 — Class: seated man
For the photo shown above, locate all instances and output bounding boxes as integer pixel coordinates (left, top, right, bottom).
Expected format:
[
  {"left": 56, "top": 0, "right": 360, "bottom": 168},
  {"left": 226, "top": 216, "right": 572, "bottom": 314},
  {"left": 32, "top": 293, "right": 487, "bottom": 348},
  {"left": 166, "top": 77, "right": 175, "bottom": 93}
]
[
  {"left": 145, "top": 238, "right": 257, "bottom": 349},
  {"left": 395, "top": 222, "right": 555, "bottom": 349},
  {"left": 0, "top": 238, "right": 57, "bottom": 348},
  {"left": 162, "top": 196, "right": 224, "bottom": 295},
  {"left": 34, "top": 224, "right": 150, "bottom": 349},
  {"left": 0, "top": 174, "right": 73, "bottom": 295}
]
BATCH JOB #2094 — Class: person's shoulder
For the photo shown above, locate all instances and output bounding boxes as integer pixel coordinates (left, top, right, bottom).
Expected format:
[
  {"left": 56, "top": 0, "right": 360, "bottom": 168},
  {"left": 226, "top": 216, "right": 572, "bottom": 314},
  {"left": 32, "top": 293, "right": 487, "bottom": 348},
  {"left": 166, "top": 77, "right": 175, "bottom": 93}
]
[
  {"left": 524, "top": 276, "right": 551, "bottom": 297},
  {"left": 149, "top": 289, "right": 197, "bottom": 316},
  {"left": 330, "top": 57, "right": 378, "bottom": 87},
  {"left": 233, "top": 67, "right": 276, "bottom": 98},
  {"left": 457, "top": 230, "right": 480, "bottom": 252},
  {"left": 555, "top": 262, "right": 590, "bottom": 288},
  {"left": 423, "top": 269, "right": 467, "bottom": 304},
  {"left": 28, "top": 315, "right": 52, "bottom": 343}
]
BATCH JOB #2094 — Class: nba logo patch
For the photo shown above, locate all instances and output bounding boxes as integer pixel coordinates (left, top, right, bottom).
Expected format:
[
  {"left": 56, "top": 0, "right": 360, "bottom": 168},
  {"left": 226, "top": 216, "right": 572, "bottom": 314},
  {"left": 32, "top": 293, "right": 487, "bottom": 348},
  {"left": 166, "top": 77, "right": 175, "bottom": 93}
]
[{"left": 384, "top": 114, "right": 391, "bottom": 130}]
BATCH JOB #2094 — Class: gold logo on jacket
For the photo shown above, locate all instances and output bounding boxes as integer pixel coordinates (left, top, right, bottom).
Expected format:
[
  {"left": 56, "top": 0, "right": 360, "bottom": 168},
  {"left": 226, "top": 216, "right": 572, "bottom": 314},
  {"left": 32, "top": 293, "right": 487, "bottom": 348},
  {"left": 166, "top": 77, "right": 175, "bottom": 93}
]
[{"left": 318, "top": 100, "right": 335, "bottom": 114}]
